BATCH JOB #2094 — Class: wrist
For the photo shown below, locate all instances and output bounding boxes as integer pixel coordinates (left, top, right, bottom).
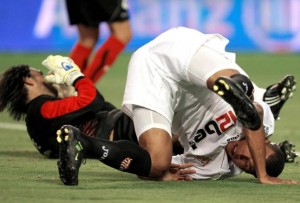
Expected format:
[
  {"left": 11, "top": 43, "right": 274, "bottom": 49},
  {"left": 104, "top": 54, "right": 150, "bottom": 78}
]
[
  {"left": 65, "top": 71, "right": 84, "bottom": 86},
  {"left": 72, "top": 75, "right": 85, "bottom": 86}
]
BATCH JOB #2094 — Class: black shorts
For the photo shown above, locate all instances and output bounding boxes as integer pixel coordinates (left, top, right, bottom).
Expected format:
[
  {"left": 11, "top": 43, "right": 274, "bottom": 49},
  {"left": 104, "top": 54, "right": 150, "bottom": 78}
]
[{"left": 66, "top": 0, "right": 130, "bottom": 27}]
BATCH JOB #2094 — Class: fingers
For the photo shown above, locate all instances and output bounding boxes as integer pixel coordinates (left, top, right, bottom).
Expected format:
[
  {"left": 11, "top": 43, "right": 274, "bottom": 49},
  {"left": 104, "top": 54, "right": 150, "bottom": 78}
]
[
  {"left": 44, "top": 71, "right": 63, "bottom": 84},
  {"left": 259, "top": 176, "right": 300, "bottom": 184},
  {"left": 177, "top": 169, "right": 194, "bottom": 181},
  {"left": 42, "top": 55, "right": 83, "bottom": 86},
  {"left": 44, "top": 74, "right": 57, "bottom": 84},
  {"left": 42, "top": 55, "right": 72, "bottom": 71},
  {"left": 178, "top": 163, "right": 195, "bottom": 169},
  {"left": 280, "top": 179, "right": 300, "bottom": 184},
  {"left": 170, "top": 162, "right": 195, "bottom": 169},
  {"left": 178, "top": 176, "right": 193, "bottom": 181},
  {"left": 168, "top": 162, "right": 196, "bottom": 181},
  {"left": 42, "top": 55, "right": 55, "bottom": 71},
  {"left": 52, "top": 55, "right": 79, "bottom": 72},
  {"left": 179, "top": 169, "right": 196, "bottom": 175}
]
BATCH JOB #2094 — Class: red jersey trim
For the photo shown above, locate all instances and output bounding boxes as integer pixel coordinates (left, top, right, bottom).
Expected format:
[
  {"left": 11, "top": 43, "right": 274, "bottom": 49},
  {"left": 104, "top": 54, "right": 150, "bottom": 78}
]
[{"left": 41, "top": 78, "right": 97, "bottom": 119}]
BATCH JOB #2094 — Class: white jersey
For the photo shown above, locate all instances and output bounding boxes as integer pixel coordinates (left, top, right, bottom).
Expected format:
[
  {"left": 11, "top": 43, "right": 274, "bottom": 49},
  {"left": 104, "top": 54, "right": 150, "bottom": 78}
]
[
  {"left": 172, "top": 99, "right": 274, "bottom": 180},
  {"left": 122, "top": 27, "right": 275, "bottom": 180}
]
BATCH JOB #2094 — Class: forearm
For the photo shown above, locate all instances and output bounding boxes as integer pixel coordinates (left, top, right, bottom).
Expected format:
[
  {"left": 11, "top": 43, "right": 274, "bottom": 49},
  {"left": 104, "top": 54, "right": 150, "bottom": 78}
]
[
  {"left": 243, "top": 102, "right": 269, "bottom": 181},
  {"left": 244, "top": 126, "right": 267, "bottom": 181},
  {"left": 41, "top": 78, "right": 102, "bottom": 118}
]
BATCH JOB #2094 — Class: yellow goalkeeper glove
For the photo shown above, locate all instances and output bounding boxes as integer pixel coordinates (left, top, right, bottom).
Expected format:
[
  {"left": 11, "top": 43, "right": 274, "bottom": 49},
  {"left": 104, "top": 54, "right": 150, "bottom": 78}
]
[{"left": 42, "top": 55, "right": 84, "bottom": 86}]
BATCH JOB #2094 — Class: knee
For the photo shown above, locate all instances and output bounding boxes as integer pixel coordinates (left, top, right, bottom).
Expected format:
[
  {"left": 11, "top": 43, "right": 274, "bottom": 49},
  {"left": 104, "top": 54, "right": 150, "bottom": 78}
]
[
  {"left": 113, "top": 30, "right": 132, "bottom": 44},
  {"left": 78, "top": 37, "right": 98, "bottom": 48},
  {"left": 110, "top": 21, "right": 132, "bottom": 43}
]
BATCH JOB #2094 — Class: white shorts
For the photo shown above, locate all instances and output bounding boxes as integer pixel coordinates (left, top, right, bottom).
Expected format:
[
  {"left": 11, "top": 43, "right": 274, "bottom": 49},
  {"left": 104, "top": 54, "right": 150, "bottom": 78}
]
[
  {"left": 122, "top": 31, "right": 244, "bottom": 137},
  {"left": 131, "top": 106, "right": 171, "bottom": 139}
]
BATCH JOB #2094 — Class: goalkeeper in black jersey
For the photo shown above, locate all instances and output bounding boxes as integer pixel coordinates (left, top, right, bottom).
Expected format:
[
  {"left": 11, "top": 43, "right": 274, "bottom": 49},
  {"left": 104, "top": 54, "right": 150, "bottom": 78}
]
[{"left": 0, "top": 62, "right": 136, "bottom": 159}]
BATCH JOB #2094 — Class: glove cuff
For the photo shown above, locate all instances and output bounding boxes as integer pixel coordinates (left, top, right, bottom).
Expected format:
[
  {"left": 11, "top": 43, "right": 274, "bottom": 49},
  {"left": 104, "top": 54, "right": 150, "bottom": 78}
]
[
  {"left": 65, "top": 71, "right": 84, "bottom": 86},
  {"left": 72, "top": 76, "right": 85, "bottom": 86}
]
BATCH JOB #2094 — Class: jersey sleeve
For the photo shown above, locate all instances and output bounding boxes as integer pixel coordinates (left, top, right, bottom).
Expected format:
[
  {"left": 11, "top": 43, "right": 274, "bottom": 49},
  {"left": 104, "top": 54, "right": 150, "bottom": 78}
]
[
  {"left": 40, "top": 77, "right": 104, "bottom": 119},
  {"left": 254, "top": 100, "right": 275, "bottom": 137}
]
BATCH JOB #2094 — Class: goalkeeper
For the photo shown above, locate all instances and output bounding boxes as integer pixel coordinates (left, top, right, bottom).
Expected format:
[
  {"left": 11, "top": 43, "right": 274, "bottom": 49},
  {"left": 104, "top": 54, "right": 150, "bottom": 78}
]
[{"left": 0, "top": 55, "right": 297, "bottom": 182}]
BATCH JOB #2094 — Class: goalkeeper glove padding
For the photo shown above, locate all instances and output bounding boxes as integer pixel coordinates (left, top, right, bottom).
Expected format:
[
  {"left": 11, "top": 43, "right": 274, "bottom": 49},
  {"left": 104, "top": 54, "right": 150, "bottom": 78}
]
[{"left": 42, "top": 55, "right": 84, "bottom": 86}]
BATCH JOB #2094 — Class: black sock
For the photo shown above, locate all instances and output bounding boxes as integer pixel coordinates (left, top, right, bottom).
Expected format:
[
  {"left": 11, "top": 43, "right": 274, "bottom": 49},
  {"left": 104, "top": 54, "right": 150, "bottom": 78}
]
[{"left": 79, "top": 134, "right": 151, "bottom": 177}]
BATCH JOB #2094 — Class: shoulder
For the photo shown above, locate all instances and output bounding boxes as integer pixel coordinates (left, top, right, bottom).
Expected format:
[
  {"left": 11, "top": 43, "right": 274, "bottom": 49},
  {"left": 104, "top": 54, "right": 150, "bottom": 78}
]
[{"left": 27, "top": 95, "right": 56, "bottom": 108}]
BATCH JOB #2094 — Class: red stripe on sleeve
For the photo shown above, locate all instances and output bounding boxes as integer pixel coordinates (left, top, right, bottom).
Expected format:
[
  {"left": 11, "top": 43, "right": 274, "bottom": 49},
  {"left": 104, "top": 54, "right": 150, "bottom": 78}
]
[{"left": 41, "top": 78, "right": 97, "bottom": 119}]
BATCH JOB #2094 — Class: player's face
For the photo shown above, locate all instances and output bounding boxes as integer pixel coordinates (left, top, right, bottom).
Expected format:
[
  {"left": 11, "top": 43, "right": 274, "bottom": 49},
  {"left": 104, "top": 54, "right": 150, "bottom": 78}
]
[
  {"left": 226, "top": 139, "right": 274, "bottom": 174},
  {"left": 29, "top": 68, "right": 44, "bottom": 82},
  {"left": 29, "top": 68, "right": 58, "bottom": 97}
]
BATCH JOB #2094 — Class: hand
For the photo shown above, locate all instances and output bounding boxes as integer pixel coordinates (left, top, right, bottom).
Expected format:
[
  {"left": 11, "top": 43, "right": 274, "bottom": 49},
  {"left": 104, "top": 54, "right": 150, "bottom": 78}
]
[
  {"left": 160, "top": 163, "right": 196, "bottom": 181},
  {"left": 44, "top": 71, "right": 64, "bottom": 85},
  {"left": 51, "top": 83, "right": 77, "bottom": 98},
  {"left": 42, "top": 55, "right": 83, "bottom": 86},
  {"left": 258, "top": 175, "right": 300, "bottom": 184}
]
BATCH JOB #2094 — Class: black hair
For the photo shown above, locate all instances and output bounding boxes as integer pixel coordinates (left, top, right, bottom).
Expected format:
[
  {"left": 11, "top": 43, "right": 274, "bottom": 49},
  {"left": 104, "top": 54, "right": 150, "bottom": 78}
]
[
  {"left": 0, "top": 65, "right": 31, "bottom": 120},
  {"left": 250, "top": 143, "right": 285, "bottom": 178},
  {"left": 265, "top": 143, "right": 285, "bottom": 177}
]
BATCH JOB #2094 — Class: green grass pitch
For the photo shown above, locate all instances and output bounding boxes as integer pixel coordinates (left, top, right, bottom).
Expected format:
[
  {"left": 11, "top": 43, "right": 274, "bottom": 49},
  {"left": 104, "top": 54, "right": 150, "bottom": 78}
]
[{"left": 0, "top": 52, "right": 299, "bottom": 203}]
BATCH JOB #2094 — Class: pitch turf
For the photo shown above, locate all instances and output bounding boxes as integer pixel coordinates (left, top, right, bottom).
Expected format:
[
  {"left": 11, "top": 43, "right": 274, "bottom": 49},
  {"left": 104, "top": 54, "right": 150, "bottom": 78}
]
[{"left": 0, "top": 53, "right": 299, "bottom": 203}]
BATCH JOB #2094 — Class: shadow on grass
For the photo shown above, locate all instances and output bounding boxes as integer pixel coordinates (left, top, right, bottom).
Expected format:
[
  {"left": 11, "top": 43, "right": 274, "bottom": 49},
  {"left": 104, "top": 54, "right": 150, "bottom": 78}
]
[{"left": 0, "top": 150, "right": 46, "bottom": 159}]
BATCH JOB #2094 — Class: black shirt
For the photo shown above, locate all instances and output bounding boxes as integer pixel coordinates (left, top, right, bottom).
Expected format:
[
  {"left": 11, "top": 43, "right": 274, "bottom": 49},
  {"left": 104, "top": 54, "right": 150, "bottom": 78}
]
[{"left": 25, "top": 77, "right": 136, "bottom": 158}]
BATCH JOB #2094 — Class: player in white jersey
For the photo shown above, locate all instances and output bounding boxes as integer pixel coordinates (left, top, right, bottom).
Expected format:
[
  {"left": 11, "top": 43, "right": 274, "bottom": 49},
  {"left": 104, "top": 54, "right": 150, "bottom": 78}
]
[
  {"left": 171, "top": 98, "right": 273, "bottom": 180},
  {"left": 122, "top": 27, "right": 297, "bottom": 184}
]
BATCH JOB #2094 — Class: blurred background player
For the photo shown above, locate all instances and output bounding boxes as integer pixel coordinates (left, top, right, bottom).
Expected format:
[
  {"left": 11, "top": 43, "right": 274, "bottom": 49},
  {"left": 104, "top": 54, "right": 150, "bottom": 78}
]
[{"left": 66, "top": 0, "right": 132, "bottom": 83}]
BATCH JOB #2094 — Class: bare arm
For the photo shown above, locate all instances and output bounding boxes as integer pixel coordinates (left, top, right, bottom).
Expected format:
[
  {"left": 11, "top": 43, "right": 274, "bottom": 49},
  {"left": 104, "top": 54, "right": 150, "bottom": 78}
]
[
  {"left": 242, "top": 110, "right": 268, "bottom": 182},
  {"left": 244, "top": 103, "right": 299, "bottom": 184}
]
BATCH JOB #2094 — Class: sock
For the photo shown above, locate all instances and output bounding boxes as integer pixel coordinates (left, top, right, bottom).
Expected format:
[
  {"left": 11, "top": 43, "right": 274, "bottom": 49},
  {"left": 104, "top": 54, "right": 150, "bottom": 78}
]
[
  {"left": 84, "top": 36, "right": 126, "bottom": 83},
  {"left": 69, "top": 43, "right": 93, "bottom": 72},
  {"left": 79, "top": 134, "right": 151, "bottom": 177}
]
